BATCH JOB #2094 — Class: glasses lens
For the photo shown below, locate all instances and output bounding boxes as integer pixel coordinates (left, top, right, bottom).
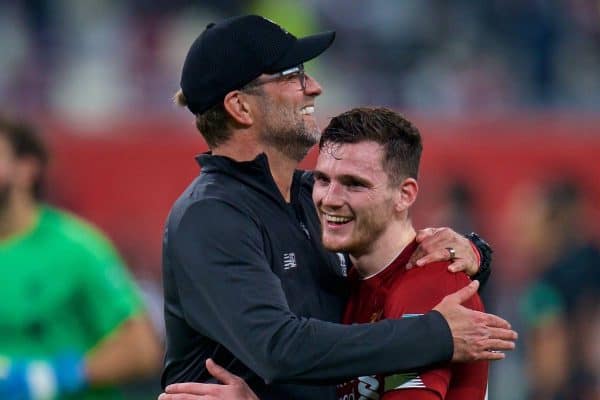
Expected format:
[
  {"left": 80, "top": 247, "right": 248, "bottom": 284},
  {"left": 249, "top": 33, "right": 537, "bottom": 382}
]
[{"left": 296, "top": 65, "right": 306, "bottom": 90}]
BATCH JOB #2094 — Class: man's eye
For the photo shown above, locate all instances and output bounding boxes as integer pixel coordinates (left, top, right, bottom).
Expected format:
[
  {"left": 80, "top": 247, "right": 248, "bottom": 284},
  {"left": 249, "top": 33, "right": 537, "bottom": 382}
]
[
  {"left": 314, "top": 175, "right": 329, "bottom": 184},
  {"left": 346, "top": 180, "right": 367, "bottom": 189}
]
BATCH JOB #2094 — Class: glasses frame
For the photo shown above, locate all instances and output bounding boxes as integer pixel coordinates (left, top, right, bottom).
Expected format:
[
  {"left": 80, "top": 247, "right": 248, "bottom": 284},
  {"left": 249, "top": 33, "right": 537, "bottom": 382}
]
[{"left": 243, "top": 64, "right": 306, "bottom": 91}]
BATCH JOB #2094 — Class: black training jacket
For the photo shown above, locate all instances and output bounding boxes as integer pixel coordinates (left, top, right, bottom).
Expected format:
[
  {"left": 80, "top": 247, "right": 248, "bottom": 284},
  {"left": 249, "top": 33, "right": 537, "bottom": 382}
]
[{"left": 161, "top": 153, "right": 453, "bottom": 400}]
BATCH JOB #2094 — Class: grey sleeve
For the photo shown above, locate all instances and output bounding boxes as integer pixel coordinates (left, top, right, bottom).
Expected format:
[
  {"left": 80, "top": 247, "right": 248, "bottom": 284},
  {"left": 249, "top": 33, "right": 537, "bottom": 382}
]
[{"left": 171, "top": 200, "right": 453, "bottom": 384}]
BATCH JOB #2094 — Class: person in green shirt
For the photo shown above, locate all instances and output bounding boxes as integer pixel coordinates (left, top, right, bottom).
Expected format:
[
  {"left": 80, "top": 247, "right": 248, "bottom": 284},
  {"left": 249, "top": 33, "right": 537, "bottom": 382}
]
[{"left": 0, "top": 114, "right": 162, "bottom": 399}]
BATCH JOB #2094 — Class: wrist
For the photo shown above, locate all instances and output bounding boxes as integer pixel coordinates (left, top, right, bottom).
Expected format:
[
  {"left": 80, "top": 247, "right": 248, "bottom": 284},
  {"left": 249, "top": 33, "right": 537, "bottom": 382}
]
[
  {"left": 465, "top": 232, "right": 493, "bottom": 277},
  {"left": 53, "top": 353, "right": 87, "bottom": 394},
  {"left": 468, "top": 241, "right": 481, "bottom": 272},
  {"left": 6, "top": 354, "right": 87, "bottom": 399}
]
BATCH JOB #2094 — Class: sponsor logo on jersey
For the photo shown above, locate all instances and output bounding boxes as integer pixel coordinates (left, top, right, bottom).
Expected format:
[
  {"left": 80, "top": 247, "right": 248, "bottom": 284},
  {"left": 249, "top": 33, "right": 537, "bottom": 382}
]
[
  {"left": 384, "top": 372, "right": 425, "bottom": 390},
  {"left": 357, "top": 375, "right": 380, "bottom": 399},
  {"left": 283, "top": 253, "right": 297, "bottom": 270},
  {"left": 337, "top": 375, "right": 380, "bottom": 400}
]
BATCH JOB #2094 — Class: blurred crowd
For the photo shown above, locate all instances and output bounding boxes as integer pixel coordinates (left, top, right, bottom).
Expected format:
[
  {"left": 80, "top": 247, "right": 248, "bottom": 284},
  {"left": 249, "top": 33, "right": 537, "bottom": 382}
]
[
  {"left": 416, "top": 179, "right": 600, "bottom": 399},
  {"left": 1, "top": 1, "right": 599, "bottom": 399},
  {"left": 2, "top": 0, "right": 600, "bottom": 123}
]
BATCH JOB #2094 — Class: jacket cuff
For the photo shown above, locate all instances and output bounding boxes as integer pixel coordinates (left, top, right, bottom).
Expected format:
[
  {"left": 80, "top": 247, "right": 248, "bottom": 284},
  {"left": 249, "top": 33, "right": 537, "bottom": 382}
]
[{"left": 426, "top": 310, "right": 454, "bottom": 363}]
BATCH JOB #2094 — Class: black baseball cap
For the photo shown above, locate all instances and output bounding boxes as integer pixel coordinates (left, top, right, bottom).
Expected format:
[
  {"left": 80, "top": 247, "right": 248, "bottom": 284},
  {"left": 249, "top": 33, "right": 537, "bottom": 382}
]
[{"left": 180, "top": 15, "right": 335, "bottom": 114}]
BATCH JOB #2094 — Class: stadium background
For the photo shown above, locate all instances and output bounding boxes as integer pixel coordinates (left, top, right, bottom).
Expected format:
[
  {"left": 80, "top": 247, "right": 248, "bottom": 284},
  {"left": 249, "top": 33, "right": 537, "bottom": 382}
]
[{"left": 2, "top": 1, "right": 599, "bottom": 399}]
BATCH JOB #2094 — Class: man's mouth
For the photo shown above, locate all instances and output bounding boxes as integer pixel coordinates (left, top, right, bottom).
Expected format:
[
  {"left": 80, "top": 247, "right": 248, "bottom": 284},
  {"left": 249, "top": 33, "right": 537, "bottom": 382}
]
[
  {"left": 300, "top": 106, "right": 314, "bottom": 115},
  {"left": 322, "top": 212, "right": 352, "bottom": 225}
]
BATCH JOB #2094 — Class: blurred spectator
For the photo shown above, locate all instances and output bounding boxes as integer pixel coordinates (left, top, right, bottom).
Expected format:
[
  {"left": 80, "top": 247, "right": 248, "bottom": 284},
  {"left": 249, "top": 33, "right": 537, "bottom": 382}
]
[
  {"left": 519, "top": 181, "right": 600, "bottom": 400},
  {"left": 1, "top": 1, "right": 599, "bottom": 120},
  {"left": 0, "top": 114, "right": 162, "bottom": 399},
  {"left": 428, "top": 179, "right": 480, "bottom": 234}
]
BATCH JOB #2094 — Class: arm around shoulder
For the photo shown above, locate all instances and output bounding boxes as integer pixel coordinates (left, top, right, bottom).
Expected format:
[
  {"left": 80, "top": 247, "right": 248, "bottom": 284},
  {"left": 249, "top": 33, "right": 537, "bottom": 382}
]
[{"left": 167, "top": 200, "right": 454, "bottom": 383}]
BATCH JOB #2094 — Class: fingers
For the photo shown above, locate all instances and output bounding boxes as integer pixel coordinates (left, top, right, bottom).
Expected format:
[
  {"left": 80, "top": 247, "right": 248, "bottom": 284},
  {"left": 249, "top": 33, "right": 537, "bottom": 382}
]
[
  {"left": 464, "top": 338, "right": 516, "bottom": 362},
  {"left": 406, "top": 249, "right": 424, "bottom": 269},
  {"left": 159, "top": 393, "right": 206, "bottom": 400},
  {"left": 413, "top": 249, "right": 453, "bottom": 268},
  {"left": 407, "top": 228, "right": 440, "bottom": 268},
  {"left": 482, "top": 338, "right": 516, "bottom": 352},
  {"left": 408, "top": 227, "right": 478, "bottom": 272},
  {"left": 488, "top": 326, "right": 518, "bottom": 341},
  {"left": 447, "top": 259, "right": 470, "bottom": 273},
  {"left": 479, "top": 311, "right": 512, "bottom": 330},
  {"left": 165, "top": 383, "right": 213, "bottom": 395},
  {"left": 163, "top": 360, "right": 240, "bottom": 395},
  {"left": 449, "top": 314, "right": 518, "bottom": 362},
  {"left": 205, "top": 359, "right": 238, "bottom": 385},
  {"left": 452, "top": 335, "right": 518, "bottom": 362},
  {"left": 476, "top": 351, "right": 506, "bottom": 361},
  {"left": 415, "top": 227, "right": 438, "bottom": 242}
]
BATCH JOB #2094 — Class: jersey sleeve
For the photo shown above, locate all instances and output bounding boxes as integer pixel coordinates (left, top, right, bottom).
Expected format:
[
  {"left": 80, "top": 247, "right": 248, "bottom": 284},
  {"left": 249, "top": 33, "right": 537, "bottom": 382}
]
[
  {"left": 383, "top": 262, "right": 486, "bottom": 399},
  {"left": 164, "top": 199, "right": 454, "bottom": 384},
  {"left": 76, "top": 223, "right": 144, "bottom": 344}
]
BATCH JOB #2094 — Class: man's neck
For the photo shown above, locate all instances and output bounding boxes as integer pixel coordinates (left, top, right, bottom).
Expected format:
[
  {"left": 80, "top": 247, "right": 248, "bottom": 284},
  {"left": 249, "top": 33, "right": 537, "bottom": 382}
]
[
  {"left": 0, "top": 194, "right": 39, "bottom": 241},
  {"left": 212, "top": 137, "right": 298, "bottom": 202},
  {"left": 261, "top": 147, "right": 297, "bottom": 202},
  {"left": 350, "top": 221, "right": 416, "bottom": 279}
]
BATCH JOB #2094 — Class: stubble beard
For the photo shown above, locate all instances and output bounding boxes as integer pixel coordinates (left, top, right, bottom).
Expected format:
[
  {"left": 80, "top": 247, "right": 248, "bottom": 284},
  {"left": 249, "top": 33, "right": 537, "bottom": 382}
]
[
  {"left": 258, "top": 97, "right": 320, "bottom": 162},
  {"left": 321, "top": 198, "right": 394, "bottom": 258}
]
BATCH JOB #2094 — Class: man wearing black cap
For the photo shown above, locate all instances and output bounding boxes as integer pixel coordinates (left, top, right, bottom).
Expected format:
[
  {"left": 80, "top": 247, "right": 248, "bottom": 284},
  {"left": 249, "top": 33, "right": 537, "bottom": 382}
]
[{"left": 161, "top": 15, "right": 515, "bottom": 400}]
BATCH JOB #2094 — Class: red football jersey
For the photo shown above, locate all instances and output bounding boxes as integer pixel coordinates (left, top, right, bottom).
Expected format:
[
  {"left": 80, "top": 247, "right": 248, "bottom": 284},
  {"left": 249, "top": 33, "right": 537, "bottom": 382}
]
[{"left": 336, "top": 240, "right": 488, "bottom": 400}]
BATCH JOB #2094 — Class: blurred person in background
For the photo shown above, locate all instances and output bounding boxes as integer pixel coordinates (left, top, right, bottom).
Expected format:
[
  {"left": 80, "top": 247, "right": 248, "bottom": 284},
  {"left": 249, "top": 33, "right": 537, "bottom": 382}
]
[
  {"left": 0, "top": 114, "right": 162, "bottom": 399},
  {"left": 520, "top": 181, "right": 599, "bottom": 400},
  {"left": 160, "top": 15, "right": 515, "bottom": 400},
  {"left": 424, "top": 179, "right": 481, "bottom": 236}
]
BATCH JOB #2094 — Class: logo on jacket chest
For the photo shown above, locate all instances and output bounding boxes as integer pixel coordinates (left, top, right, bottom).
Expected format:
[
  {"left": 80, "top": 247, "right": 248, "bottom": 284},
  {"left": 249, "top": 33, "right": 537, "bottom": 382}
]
[
  {"left": 283, "top": 252, "right": 297, "bottom": 270},
  {"left": 337, "top": 253, "right": 347, "bottom": 276}
]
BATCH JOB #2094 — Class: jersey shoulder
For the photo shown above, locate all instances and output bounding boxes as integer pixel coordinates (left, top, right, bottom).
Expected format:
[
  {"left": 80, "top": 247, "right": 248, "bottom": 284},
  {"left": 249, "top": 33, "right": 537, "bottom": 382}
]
[{"left": 387, "top": 261, "right": 482, "bottom": 315}]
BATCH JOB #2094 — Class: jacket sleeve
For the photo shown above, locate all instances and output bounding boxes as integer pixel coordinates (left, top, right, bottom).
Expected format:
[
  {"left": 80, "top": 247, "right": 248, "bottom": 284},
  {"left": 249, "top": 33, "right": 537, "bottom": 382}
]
[{"left": 170, "top": 200, "right": 453, "bottom": 384}]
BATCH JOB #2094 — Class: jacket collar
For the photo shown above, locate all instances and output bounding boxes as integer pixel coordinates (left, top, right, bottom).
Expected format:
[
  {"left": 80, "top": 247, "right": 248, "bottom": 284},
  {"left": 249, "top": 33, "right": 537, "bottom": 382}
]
[{"left": 196, "top": 152, "right": 306, "bottom": 207}]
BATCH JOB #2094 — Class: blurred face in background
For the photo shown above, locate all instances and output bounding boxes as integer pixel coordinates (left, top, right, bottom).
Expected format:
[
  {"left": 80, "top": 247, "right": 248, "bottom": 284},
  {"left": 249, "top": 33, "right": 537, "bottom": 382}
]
[
  {"left": 0, "top": 132, "right": 39, "bottom": 212},
  {"left": 0, "top": 133, "right": 18, "bottom": 211},
  {"left": 312, "top": 141, "right": 400, "bottom": 257}
]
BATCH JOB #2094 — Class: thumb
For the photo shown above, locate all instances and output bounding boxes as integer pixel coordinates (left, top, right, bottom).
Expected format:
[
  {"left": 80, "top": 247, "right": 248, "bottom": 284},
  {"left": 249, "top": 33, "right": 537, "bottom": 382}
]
[
  {"left": 448, "top": 280, "right": 479, "bottom": 305},
  {"left": 206, "top": 358, "right": 237, "bottom": 385}
]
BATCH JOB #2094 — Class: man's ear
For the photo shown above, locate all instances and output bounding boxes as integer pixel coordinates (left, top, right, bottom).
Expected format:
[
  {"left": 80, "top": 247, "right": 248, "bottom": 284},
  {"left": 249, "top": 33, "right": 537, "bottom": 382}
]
[
  {"left": 223, "top": 91, "right": 254, "bottom": 126},
  {"left": 394, "top": 177, "right": 418, "bottom": 212}
]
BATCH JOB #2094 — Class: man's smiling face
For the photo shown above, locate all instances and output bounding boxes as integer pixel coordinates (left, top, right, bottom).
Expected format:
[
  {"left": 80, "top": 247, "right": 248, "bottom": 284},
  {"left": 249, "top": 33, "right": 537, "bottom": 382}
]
[{"left": 312, "top": 141, "right": 399, "bottom": 257}]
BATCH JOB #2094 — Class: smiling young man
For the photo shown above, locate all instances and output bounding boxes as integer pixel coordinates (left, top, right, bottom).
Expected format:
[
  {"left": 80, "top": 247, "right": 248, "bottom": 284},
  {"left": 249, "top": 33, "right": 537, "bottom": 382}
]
[
  {"left": 161, "top": 15, "right": 515, "bottom": 400},
  {"left": 313, "top": 108, "right": 488, "bottom": 399}
]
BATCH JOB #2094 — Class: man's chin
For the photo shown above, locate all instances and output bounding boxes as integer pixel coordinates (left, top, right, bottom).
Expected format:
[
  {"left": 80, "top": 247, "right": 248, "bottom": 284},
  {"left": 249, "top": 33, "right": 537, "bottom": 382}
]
[
  {"left": 322, "top": 238, "right": 351, "bottom": 253},
  {"left": 305, "top": 124, "right": 321, "bottom": 143}
]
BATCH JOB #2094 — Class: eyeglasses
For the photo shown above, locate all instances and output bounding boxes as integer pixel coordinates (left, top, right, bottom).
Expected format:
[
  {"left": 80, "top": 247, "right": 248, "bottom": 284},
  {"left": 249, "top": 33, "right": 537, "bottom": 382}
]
[{"left": 243, "top": 64, "right": 306, "bottom": 91}]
